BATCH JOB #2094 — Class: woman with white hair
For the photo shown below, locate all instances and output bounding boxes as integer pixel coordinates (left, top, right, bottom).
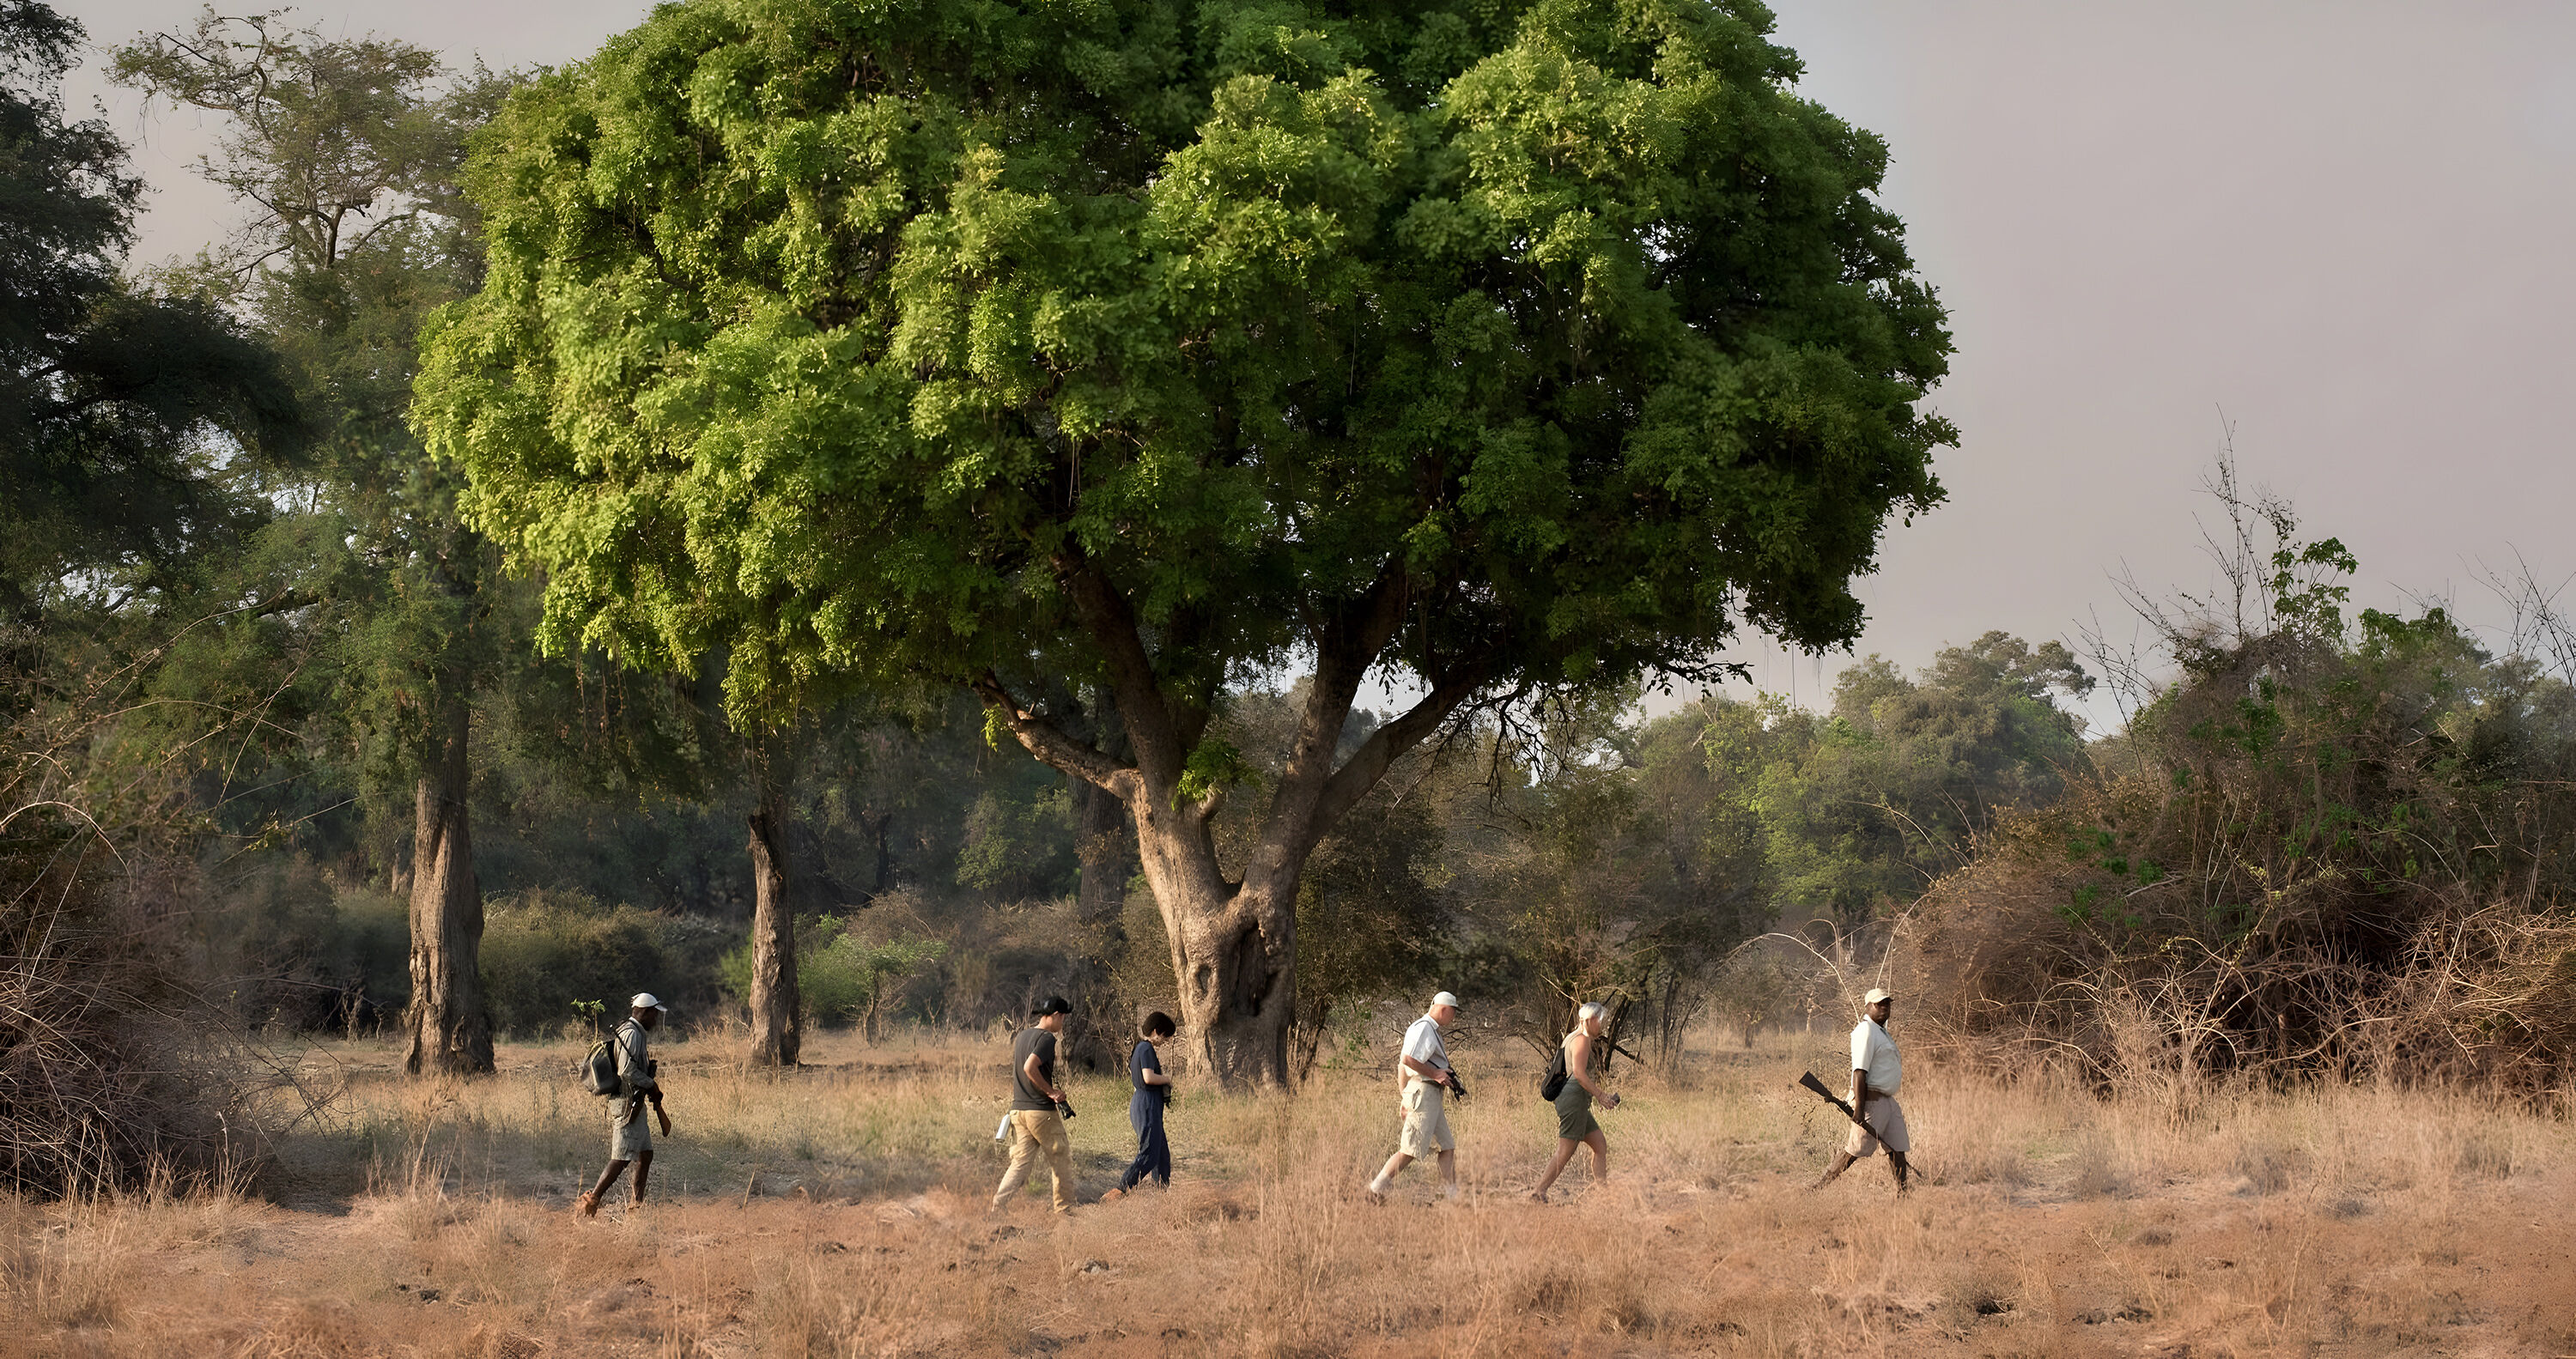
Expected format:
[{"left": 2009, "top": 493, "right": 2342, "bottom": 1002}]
[{"left": 1530, "top": 1001, "right": 1620, "bottom": 1202}]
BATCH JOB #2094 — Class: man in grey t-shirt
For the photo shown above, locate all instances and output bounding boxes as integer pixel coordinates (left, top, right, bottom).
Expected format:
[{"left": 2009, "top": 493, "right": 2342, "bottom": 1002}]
[{"left": 992, "top": 996, "right": 1078, "bottom": 1214}]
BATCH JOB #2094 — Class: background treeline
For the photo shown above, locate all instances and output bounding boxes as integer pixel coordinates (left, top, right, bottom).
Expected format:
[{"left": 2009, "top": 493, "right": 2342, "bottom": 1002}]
[{"left": 8, "top": 4, "right": 2573, "bottom": 1192}]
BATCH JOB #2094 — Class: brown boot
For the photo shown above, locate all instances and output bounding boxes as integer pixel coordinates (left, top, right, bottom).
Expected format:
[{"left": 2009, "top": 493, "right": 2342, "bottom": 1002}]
[{"left": 574, "top": 1191, "right": 601, "bottom": 1218}]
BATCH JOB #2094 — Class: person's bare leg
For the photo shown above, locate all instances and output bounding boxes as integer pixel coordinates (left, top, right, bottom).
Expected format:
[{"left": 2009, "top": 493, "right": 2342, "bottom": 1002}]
[
  {"left": 579, "top": 1159, "right": 629, "bottom": 1216},
  {"left": 1531, "top": 1138, "right": 1580, "bottom": 1200},
  {"left": 1436, "top": 1149, "right": 1457, "bottom": 1196},
  {"left": 1369, "top": 1152, "right": 1413, "bottom": 1194},
  {"left": 1583, "top": 1130, "right": 1608, "bottom": 1185},
  {"left": 630, "top": 1150, "right": 653, "bottom": 1205},
  {"left": 1887, "top": 1150, "right": 1911, "bottom": 1192},
  {"left": 1812, "top": 1151, "right": 1856, "bottom": 1189}
]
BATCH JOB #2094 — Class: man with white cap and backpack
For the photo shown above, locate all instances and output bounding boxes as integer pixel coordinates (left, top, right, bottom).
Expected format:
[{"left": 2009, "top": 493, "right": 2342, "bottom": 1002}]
[
  {"left": 1367, "top": 990, "right": 1465, "bottom": 1199},
  {"left": 1814, "top": 986, "right": 1911, "bottom": 1192},
  {"left": 577, "top": 992, "right": 673, "bottom": 1217}
]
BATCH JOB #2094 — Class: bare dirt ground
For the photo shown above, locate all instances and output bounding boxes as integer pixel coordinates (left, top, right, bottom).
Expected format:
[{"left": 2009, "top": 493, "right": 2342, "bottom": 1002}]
[{"left": 5, "top": 1026, "right": 2572, "bottom": 1357}]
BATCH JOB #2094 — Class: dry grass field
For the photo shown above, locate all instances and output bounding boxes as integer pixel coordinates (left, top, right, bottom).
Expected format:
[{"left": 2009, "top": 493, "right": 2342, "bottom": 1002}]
[{"left": 3, "top": 1022, "right": 2572, "bottom": 1358}]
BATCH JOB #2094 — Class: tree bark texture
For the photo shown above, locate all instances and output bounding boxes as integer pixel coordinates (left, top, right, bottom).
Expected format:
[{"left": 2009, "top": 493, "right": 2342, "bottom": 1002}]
[
  {"left": 745, "top": 774, "right": 801, "bottom": 1066},
  {"left": 404, "top": 693, "right": 493, "bottom": 1076},
  {"left": 1136, "top": 799, "right": 1295, "bottom": 1085}
]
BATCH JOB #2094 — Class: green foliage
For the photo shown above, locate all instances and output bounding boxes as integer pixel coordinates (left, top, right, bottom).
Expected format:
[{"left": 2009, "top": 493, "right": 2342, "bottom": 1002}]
[
  {"left": 421, "top": 0, "right": 1955, "bottom": 1079},
  {"left": 719, "top": 914, "right": 945, "bottom": 1037},
  {"left": 1905, "top": 485, "right": 2576, "bottom": 1089},
  {"left": 0, "top": 1, "right": 305, "bottom": 617},
  {"left": 480, "top": 890, "right": 723, "bottom": 1036},
  {"left": 1175, "top": 737, "right": 1262, "bottom": 811},
  {"left": 1726, "top": 631, "right": 2091, "bottom": 928},
  {"left": 418, "top": 0, "right": 1951, "bottom": 780},
  {"left": 955, "top": 784, "right": 1078, "bottom": 898}
]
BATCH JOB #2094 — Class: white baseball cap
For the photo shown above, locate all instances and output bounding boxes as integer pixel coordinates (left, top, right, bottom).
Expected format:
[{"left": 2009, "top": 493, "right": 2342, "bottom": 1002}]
[
  {"left": 1862, "top": 987, "right": 1894, "bottom": 1006},
  {"left": 1430, "top": 991, "right": 1462, "bottom": 1010},
  {"left": 630, "top": 992, "right": 668, "bottom": 1011}
]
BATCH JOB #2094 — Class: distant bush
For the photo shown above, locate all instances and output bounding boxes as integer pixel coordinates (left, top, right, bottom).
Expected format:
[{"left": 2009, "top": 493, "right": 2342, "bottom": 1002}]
[
  {"left": 717, "top": 911, "right": 945, "bottom": 1040},
  {"left": 1897, "top": 491, "right": 2576, "bottom": 1095},
  {"left": 480, "top": 889, "right": 726, "bottom": 1037}
]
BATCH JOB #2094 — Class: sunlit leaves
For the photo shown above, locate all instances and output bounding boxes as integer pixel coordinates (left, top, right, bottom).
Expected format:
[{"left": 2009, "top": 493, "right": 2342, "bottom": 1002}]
[{"left": 417, "top": 0, "right": 1953, "bottom": 730}]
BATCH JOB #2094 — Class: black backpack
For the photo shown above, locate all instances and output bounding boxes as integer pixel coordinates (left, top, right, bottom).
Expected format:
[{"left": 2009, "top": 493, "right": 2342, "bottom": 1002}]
[{"left": 1538, "top": 1041, "right": 1569, "bottom": 1101}]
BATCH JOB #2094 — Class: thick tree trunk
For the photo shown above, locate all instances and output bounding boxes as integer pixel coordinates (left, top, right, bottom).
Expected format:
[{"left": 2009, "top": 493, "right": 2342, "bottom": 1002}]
[
  {"left": 404, "top": 694, "right": 492, "bottom": 1076},
  {"left": 975, "top": 559, "right": 1483, "bottom": 1090},
  {"left": 1133, "top": 801, "right": 1295, "bottom": 1087},
  {"left": 745, "top": 774, "right": 801, "bottom": 1066}
]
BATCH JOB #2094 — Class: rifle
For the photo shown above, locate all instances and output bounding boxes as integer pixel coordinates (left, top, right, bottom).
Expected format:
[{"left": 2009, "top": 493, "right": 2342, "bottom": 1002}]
[
  {"left": 622, "top": 1056, "right": 663, "bottom": 1129},
  {"left": 1796, "top": 1070, "right": 1866, "bottom": 1125},
  {"left": 1443, "top": 1066, "right": 1469, "bottom": 1102}
]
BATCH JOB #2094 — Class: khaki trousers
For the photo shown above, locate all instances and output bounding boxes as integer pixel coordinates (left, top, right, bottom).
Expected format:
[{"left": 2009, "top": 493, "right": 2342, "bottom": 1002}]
[{"left": 993, "top": 1108, "right": 1075, "bottom": 1213}]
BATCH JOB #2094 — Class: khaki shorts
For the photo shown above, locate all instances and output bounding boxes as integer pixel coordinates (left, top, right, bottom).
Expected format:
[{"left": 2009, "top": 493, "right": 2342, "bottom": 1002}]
[
  {"left": 1398, "top": 1078, "right": 1455, "bottom": 1156},
  {"left": 609, "top": 1096, "right": 653, "bottom": 1160},
  {"left": 1844, "top": 1095, "right": 1909, "bottom": 1157}
]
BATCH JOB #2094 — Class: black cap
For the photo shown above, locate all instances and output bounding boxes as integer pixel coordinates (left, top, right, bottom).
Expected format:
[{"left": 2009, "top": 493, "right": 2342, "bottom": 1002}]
[{"left": 1032, "top": 996, "right": 1072, "bottom": 1017}]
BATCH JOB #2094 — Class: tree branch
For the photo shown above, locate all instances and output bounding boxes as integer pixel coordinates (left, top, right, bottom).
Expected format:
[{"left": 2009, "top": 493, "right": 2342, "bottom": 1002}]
[
  {"left": 971, "top": 671, "right": 1141, "bottom": 803},
  {"left": 1309, "top": 666, "right": 1489, "bottom": 840},
  {"left": 1059, "top": 555, "right": 1187, "bottom": 798},
  {"left": 1249, "top": 562, "right": 1411, "bottom": 876}
]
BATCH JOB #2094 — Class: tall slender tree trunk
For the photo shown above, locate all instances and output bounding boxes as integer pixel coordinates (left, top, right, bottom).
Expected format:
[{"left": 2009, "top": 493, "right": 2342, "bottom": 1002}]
[
  {"left": 404, "top": 692, "right": 492, "bottom": 1076},
  {"left": 745, "top": 765, "right": 800, "bottom": 1066},
  {"left": 1070, "top": 693, "right": 1135, "bottom": 927},
  {"left": 1072, "top": 778, "right": 1133, "bottom": 927}
]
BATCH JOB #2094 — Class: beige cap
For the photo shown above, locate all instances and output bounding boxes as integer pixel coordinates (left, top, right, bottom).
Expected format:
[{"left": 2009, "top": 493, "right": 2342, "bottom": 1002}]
[{"left": 1862, "top": 987, "right": 1894, "bottom": 1006}]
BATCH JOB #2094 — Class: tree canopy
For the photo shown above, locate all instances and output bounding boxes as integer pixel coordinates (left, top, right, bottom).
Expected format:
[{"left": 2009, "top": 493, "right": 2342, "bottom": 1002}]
[
  {"left": 416, "top": 0, "right": 1954, "bottom": 1082},
  {"left": 0, "top": 0, "right": 301, "bottom": 617}
]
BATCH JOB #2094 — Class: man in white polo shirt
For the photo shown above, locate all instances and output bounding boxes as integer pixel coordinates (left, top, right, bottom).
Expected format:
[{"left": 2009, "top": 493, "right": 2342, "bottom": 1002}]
[
  {"left": 1814, "top": 987, "right": 1911, "bottom": 1191},
  {"left": 1367, "top": 991, "right": 1462, "bottom": 1198}
]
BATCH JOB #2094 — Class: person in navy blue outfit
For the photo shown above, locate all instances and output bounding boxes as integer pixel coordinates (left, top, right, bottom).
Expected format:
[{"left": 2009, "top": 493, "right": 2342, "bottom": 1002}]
[{"left": 1110, "top": 1011, "right": 1176, "bottom": 1195}]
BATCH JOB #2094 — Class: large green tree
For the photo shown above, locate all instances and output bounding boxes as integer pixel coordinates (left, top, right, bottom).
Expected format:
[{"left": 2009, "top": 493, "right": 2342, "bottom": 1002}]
[
  {"left": 417, "top": 0, "right": 1953, "bottom": 1084},
  {"left": 0, "top": 0, "right": 301, "bottom": 623},
  {"left": 112, "top": 13, "right": 519, "bottom": 1074},
  {"left": 1751, "top": 631, "right": 2091, "bottom": 926}
]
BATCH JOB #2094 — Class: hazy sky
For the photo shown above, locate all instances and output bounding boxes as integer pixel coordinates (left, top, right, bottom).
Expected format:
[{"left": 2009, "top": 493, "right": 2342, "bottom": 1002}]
[{"left": 58, "top": 1, "right": 2576, "bottom": 730}]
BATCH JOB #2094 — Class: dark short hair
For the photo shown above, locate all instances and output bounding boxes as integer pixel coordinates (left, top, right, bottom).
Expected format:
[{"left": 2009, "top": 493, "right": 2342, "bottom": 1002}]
[
  {"left": 1140, "top": 1011, "right": 1176, "bottom": 1038},
  {"left": 1031, "top": 995, "right": 1072, "bottom": 1018}
]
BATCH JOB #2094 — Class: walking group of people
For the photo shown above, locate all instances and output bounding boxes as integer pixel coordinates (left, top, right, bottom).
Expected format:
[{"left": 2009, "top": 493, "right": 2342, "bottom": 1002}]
[{"left": 568, "top": 983, "right": 1913, "bottom": 1217}]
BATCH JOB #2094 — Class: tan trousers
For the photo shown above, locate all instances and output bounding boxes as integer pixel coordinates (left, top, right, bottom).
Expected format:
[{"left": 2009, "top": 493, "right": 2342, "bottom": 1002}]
[{"left": 993, "top": 1108, "right": 1075, "bottom": 1212}]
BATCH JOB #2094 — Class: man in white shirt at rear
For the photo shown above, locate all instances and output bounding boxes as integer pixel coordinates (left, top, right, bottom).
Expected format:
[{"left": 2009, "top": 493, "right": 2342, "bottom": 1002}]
[
  {"left": 1367, "top": 991, "right": 1462, "bottom": 1198},
  {"left": 1814, "top": 987, "right": 1911, "bottom": 1192}
]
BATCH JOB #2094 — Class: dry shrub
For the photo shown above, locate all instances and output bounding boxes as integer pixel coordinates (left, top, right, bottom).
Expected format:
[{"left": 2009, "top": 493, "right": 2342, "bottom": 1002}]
[
  {"left": 1891, "top": 483, "right": 2576, "bottom": 1100},
  {"left": 1891, "top": 770, "right": 2576, "bottom": 1101},
  {"left": 0, "top": 806, "right": 261, "bottom": 1195}
]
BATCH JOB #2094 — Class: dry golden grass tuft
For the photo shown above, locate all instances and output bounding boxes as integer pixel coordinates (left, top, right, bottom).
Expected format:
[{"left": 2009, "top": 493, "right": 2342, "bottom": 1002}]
[{"left": 2, "top": 1025, "right": 2571, "bottom": 1356}]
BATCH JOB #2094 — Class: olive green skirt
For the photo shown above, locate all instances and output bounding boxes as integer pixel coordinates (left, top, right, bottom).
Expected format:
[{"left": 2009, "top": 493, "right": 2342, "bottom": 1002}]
[{"left": 1552, "top": 1083, "right": 1598, "bottom": 1141}]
